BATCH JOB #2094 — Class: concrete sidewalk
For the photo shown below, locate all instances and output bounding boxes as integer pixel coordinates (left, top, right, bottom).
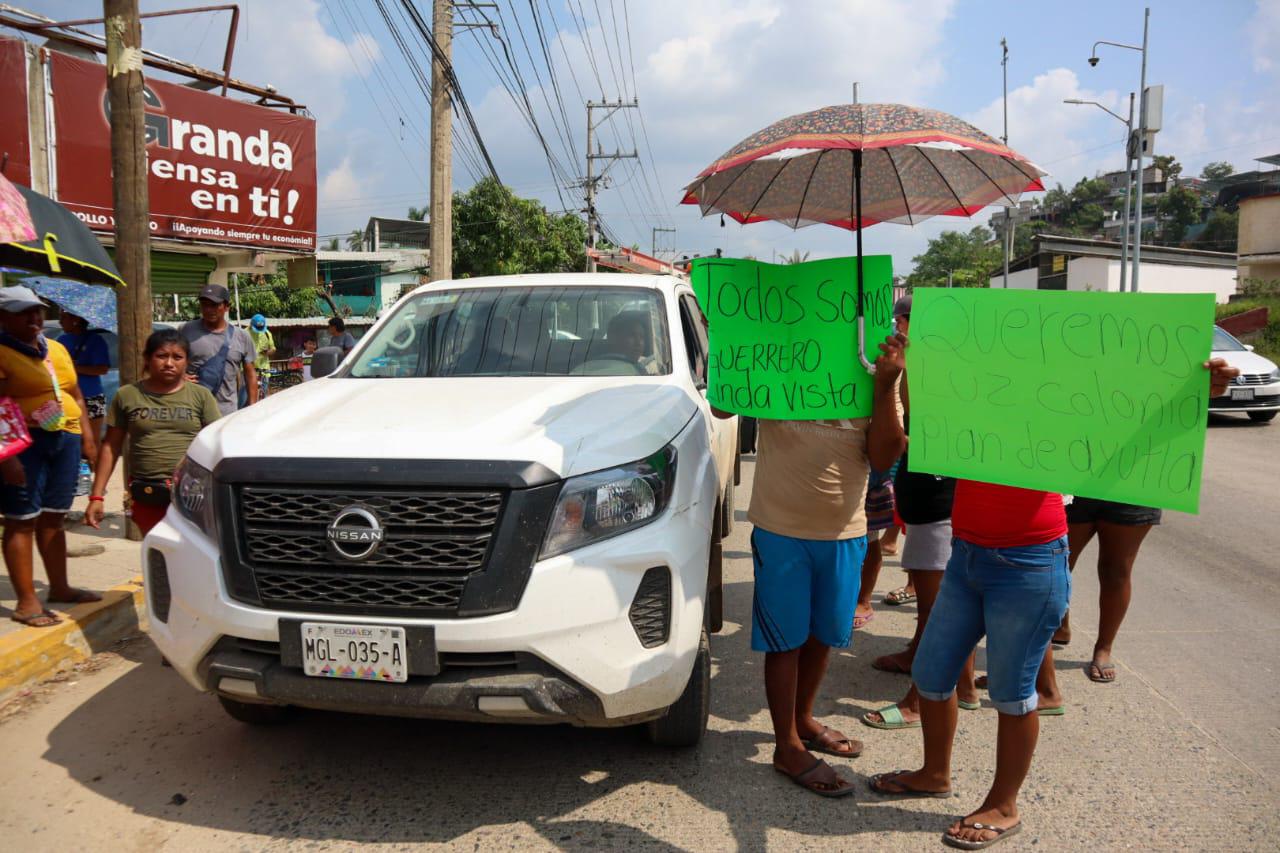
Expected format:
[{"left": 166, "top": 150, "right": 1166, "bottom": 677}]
[{"left": 0, "top": 466, "right": 148, "bottom": 702}]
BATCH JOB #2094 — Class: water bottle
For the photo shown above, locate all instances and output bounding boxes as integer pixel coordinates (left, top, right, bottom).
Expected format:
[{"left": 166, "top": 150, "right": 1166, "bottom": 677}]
[{"left": 76, "top": 460, "right": 92, "bottom": 497}]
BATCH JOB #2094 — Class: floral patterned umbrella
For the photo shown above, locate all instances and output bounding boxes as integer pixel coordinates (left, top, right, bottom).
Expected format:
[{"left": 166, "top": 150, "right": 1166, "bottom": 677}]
[{"left": 682, "top": 103, "right": 1047, "bottom": 368}]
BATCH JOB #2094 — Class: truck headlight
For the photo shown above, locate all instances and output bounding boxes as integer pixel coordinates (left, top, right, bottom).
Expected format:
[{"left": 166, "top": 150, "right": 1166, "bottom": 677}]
[
  {"left": 173, "top": 456, "right": 217, "bottom": 538},
  {"left": 541, "top": 446, "right": 677, "bottom": 558}
]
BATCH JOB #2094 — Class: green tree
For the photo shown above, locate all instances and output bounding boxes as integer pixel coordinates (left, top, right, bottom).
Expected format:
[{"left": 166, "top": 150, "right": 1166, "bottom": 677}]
[
  {"left": 345, "top": 229, "right": 364, "bottom": 251},
  {"left": 1065, "top": 202, "right": 1108, "bottom": 234},
  {"left": 1012, "top": 220, "right": 1062, "bottom": 259},
  {"left": 1156, "top": 185, "right": 1201, "bottom": 245},
  {"left": 1200, "top": 161, "right": 1234, "bottom": 181},
  {"left": 1070, "top": 177, "right": 1111, "bottom": 205},
  {"left": 325, "top": 237, "right": 339, "bottom": 251},
  {"left": 452, "top": 177, "right": 587, "bottom": 276},
  {"left": 906, "top": 226, "right": 1001, "bottom": 288},
  {"left": 406, "top": 206, "right": 427, "bottom": 221},
  {"left": 1153, "top": 154, "right": 1183, "bottom": 187},
  {"left": 780, "top": 249, "right": 810, "bottom": 265},
  {"left": 235, "top": 272, "right": 324, "bottom": 319},
  {"left": 1196, "top": 208, "right": 1238, "bottom": 253}
]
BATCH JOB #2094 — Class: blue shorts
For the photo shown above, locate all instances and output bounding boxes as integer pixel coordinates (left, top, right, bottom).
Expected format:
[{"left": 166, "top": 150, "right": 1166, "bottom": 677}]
[
  {"left": 1, "top": 429, "right": 81, "bottom": 520},
  {"left": 912, "top": 536, "right": 1071, "bottom": 715},
  {"left": 750, "top": 527, "right": 867, "bottom": 653}
]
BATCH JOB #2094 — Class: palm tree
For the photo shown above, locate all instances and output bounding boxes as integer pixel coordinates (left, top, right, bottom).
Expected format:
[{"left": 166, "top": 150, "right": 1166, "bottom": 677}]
[
  {"left": 781, "top": 249, "right": 810, "bottom": 265},
  {"left": 406, "top": 206, "right": 427, "bottom": 222},
  {"left": 345, "top": 229, "right": 364, "bottom": 251},
  {"left": 325, "top": 237, "right": 339, "bottom": 251}
]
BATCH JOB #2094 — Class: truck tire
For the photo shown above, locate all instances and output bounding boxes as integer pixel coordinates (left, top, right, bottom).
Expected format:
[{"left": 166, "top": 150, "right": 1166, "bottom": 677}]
[
  {"left": 1248, "top": 411, "right": 1276, "bottom": 423},
  {"left": 647, "top": 629, "right": 710, "bottom": 747},
  {"left": 218, "top": 696, "right": 291, "bottom": 725},
  {"left": 706, "top": 524, "right": 723, "bottom": 634}
]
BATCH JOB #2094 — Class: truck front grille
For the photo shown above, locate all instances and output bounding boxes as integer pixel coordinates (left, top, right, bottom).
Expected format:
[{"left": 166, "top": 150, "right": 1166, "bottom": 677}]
[{"left": 235, "top": 486, "right": 505, "bottom": 615}]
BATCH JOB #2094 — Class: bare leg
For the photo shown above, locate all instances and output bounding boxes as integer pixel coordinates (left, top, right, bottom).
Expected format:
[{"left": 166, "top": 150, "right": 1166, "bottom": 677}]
[
  {"left": 871, "top": 569, "right": 944, "bottom": 687},
  {"left": 1090, "top": 521, "right": 1153, "bottom": 682},
  {"left": 855, "top": 538, "right": 882, "bottom": 624},
  {"left": 946, "top": 711, "right": 1038, "bottom": 845},
  {"left": 764, "top": 646, "right": 847, "bottom": 790},
  {"left": 871, "top": 694, "right": 956, "bottom": 794},
  {"left": 38, "top": 512, "right": 99, "bottom": 603},
  {"left": 3, "top": 519, "right": 45, "bottom": 619},
  {"left": 880, "top": 525, "right": 901, "bottom": 555},
  {"left": 1055, "top": 522, "right": 1097, "bottom": 644},
  {"left": 1035, "top": 643, "right": 1063, "bottom": 711}
]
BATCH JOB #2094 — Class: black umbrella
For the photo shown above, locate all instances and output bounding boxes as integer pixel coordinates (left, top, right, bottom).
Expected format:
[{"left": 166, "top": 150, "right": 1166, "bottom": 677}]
[{"left": 1, "top": 183, "right": 125, "bottom": 287}]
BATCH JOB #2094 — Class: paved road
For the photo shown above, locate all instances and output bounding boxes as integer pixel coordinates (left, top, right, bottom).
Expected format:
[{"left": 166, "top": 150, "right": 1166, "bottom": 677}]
[{"left": 0, "top": 415, "right": 1276, "bottom": 851}]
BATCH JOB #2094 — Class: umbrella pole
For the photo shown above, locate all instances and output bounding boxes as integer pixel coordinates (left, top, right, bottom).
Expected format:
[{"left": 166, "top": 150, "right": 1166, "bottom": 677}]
[{"left": 854, "top": 150, "right": 875, "bottom": 373}]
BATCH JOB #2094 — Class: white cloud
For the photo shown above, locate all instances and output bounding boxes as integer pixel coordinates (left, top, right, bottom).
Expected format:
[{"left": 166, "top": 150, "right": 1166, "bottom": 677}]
[
  {"left": 1250, "top": 0, "right": 1280, "bottom": 73},
  {"left": 319, "top": 157, "right": 362, "bottom": 207}
]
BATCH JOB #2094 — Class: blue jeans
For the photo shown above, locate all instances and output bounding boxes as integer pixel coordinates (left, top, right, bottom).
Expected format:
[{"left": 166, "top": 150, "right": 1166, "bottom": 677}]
[
  {"left": 1, "top": 429, "right": 81, "bottom": 520},
  {"left": 912, "top": 536, "right": 1071, "bottom": 715}
]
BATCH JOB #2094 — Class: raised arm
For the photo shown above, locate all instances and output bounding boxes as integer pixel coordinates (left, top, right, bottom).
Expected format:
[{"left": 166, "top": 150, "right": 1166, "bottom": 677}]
[{"left": 867, "top": 333, "right": 908, "bottom": 472}]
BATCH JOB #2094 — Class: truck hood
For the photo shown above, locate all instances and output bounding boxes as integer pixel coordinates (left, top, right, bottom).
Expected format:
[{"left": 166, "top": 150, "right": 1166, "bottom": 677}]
[{"left": 190, "top": 376, "right": 697, "bottom": 480}]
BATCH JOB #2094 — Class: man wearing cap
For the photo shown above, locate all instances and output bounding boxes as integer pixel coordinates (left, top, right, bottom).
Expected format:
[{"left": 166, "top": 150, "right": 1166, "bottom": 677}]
[
  {"left": 180, "top": 284, "right": 257, "bottom": 416},
  {"left": 248, "top": 314, "right": 276, "bottom": 398}
]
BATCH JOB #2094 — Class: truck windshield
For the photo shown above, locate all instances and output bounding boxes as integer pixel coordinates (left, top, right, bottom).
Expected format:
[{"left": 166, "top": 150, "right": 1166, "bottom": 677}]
[{"left": 347, "top": 286, "right": 673, "bottom": 378}]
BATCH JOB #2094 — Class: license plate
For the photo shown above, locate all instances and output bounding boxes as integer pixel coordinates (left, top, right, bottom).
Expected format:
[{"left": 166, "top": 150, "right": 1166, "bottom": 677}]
[
  {"left": 1232, "top": 387, "right": 1255, "bottom": 401},
  {"left": 300, "top": 622, "right": 408, "bottom": 683}
]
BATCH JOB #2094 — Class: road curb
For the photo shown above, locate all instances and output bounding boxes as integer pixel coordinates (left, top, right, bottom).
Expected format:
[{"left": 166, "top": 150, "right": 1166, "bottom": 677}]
[{"left": 0, "top": 575, "right": 147, "bottom": 704}]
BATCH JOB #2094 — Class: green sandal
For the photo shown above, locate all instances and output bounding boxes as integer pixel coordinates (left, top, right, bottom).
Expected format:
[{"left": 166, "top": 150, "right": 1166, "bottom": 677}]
[
  {"left": 862, "top": 704, "right": 919, "bottom": 730},
  {"left": 958, "top": 699, "right": 981, "bottom": 711}
]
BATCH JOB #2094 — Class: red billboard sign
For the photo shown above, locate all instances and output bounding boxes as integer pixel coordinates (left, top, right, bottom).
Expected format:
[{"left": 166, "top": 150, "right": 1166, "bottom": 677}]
[
  {"left": 0, "top": 38, "right": 31, "bottom": 187},
  {"left": 50, "top": 51, "right": 316, "bottom": 252}
]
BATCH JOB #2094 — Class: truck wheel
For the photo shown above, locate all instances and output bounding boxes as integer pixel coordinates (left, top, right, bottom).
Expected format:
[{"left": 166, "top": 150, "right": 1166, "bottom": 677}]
[
  {"left": 1248, "top": 411, "right": 1276, "bottom": 423},
  {"left": 647, "top": 629, "right": 710, "bottom": 747},
  {"left": 218, "top": 696, "right": 291, "bottom": 725},
  {"left": 721, "top": 479, "right": 735, "bottom": 538}
]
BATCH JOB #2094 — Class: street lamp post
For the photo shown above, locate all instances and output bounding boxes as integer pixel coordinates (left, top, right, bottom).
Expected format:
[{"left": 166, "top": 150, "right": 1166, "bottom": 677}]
[
  {"left": 1064, "top": 93, "right": 1135, "bottom": 292},
  {"left": 1089, "top": 6, "right": 1150, "bottom": 291}
]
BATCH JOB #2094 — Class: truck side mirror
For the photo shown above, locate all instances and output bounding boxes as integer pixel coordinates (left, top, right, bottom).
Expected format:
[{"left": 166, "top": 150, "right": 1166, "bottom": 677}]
[{"left": 310, "top": 346, "right": 344, "bottom": 379}]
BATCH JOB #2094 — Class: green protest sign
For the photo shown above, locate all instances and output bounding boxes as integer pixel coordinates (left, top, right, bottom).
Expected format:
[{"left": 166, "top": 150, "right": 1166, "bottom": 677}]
[
  {"left": 905, "top": 288, "right": 1215, "bottom": 513},
  {"left": 691, "top": 255, "right": 894, "bottom": 419}
]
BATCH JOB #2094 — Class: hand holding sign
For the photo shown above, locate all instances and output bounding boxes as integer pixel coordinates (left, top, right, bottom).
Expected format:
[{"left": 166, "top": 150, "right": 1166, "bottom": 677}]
[{"left": 905, "top": 288, "right": 1216, "bottom": 513}]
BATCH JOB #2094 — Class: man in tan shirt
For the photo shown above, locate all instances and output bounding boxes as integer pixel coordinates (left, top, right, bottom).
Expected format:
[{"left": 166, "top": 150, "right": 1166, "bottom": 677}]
[{"left": 717, "top": 334, "right": 906, "bottom": 797}]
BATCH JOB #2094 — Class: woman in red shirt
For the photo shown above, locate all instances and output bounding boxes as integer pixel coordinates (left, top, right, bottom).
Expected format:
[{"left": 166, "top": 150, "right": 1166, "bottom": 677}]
[{"left": 870, "top": 332, "right": 1239, "bottom": 849}]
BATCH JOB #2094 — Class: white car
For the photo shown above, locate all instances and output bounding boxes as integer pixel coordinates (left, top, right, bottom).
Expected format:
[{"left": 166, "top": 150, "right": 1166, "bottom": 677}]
[
  {"left": 144, "top": 274, "right": 738, "bottom": 746},
  {"left": 1209, "top": 326, "right": 1279, "bottom": 423}
]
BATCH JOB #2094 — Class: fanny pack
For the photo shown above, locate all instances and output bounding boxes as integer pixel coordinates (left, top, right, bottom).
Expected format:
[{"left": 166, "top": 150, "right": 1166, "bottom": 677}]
[
  {"left": 129, "top": 478, "right": 172, "bottom": 507},
  {"left": 195, "top": 327, "right": 235, "bottom": 394}
]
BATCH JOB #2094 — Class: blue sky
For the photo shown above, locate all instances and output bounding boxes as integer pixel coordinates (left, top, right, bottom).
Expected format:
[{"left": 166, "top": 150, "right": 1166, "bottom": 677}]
[{"left": 16, "top": 0, "right": 1280, "bottom": 273}]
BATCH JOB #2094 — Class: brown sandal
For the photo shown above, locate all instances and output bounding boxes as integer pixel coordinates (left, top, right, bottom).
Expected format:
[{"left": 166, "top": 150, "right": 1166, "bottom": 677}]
[
  {"left": 803, "top": 725, "right": 862, "bottom": 757},
  {"left": 775, "top": 758, "right": 855, "bottom": 798}
]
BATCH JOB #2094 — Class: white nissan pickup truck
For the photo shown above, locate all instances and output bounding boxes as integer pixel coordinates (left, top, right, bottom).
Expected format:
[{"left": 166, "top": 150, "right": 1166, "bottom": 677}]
[{"left": 144, "top": 273, "right": 738, "bottom": 746}]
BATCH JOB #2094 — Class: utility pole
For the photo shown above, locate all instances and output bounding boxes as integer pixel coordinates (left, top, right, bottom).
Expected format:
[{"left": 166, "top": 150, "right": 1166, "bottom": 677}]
[
  {"left": 1131, "top": 7, "right": 1150, "bottom": 291},
  {"left": 1000, "top": 37, "right": 1011, "bottom": 288},
  {"left": 429, "top": 0, "right": 453, "bottom": 282},
  {"left": 583, "top": 99, "right": 638, "bottom": 272},
  {"left": 104, "top": 0, "right": 150, "bottom": 541},
  {"left": 651, "top": 226, "right": 675, "bottom": 258}
]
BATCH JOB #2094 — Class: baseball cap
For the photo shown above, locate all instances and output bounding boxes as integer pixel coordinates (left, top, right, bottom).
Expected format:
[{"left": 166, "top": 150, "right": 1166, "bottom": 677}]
[
  {"left": 893, "top": 294, "right": 912, "bottom": 317},
  {"left": 0, "top": 285, "right": 47, "bottom": 314},
  {"left": 198, "top": 283, "right": 231, "bottom": 304},
  {"left": 250, "top": 313, "right": 267, "bottom": 331}
]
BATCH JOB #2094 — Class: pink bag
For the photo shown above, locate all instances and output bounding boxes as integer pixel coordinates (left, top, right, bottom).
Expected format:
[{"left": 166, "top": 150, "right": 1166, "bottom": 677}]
[{"left": 0, "top": 396, "right": 33, "bottom": 462}]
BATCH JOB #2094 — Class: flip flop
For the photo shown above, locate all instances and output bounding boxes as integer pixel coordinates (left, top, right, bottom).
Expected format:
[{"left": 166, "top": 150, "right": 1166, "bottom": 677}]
[
  {"left": 774, "top": 758, "right": 855, "bottom": 798},
  {"left": 1037, "top": 705, "right": 1066, "bottom": 717},
  {"left": 10, "top": 610, "right": 63, "bottom": 628},
  {"left": 884, "top": 586, "right": 916, "bottom": 606},
  {"left": 868, "top": 770, "right": 953, "bottom": 799},
  {"left": 803, "top": 725, "right": 863, "bottom": 757},
  {"left": 862, "top": 704, "right": 919, "bottom": 730},
  {"left": 958, "top": 699, "right": 981, "bottom": 711},
  {"left": 1087, "top": 660, "right": 1117, "bottom": 683},
  {"left": 853, "top": 610, "right": 875, "bottom": 630},
  {"left": 942, "top": 820, "right": 1023, "bottom": 850}
]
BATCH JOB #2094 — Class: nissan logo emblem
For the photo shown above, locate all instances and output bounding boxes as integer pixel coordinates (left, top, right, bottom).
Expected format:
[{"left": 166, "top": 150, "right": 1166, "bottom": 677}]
[{"left": 326, "top": 505, "right": 385, "bottom": 562}]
